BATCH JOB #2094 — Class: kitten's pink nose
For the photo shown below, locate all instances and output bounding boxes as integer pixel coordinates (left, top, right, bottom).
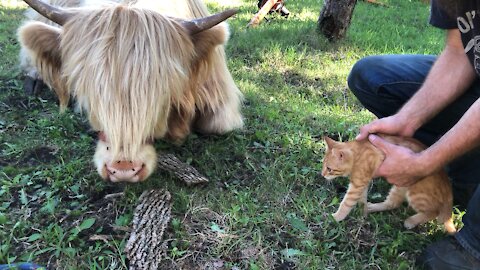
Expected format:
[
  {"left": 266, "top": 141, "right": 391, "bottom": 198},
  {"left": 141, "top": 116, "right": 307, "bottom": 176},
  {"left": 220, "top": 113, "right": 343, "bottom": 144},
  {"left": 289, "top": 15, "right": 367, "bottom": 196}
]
[
  {"left": 321, "top": 167, "right": 327, "bottom": 177},
  {"left": 106, "top": 160, "right": 145, "bottom": 182}
]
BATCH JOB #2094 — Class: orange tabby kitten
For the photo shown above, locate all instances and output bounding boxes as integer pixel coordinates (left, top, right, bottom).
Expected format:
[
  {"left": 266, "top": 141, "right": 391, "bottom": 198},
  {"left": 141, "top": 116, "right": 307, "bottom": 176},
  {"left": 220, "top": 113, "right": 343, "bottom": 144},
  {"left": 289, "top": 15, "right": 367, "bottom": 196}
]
[{"left": 321, "top": 135, "right": 456, "bottom": 234}]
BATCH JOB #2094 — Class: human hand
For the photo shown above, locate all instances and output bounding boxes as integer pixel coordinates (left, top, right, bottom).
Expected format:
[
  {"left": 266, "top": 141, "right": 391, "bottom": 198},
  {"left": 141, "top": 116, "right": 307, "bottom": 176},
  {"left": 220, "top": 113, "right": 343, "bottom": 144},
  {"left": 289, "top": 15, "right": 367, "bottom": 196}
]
[
  {"left": 356, "top": 115, "right": 417, "bottom": 141},
  {"left": 368, "top": 134, "right": 429, "bottom": 187}
]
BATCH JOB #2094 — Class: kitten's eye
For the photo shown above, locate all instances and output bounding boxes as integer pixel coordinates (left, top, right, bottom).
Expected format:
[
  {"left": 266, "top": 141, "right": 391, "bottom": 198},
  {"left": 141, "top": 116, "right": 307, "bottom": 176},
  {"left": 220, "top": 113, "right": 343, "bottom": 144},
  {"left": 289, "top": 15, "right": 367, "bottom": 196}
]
[
  {"left": 106, "top": 147, "right": 109, "bottom": 151},
  {"left": 327, "top": 167, "right": 332, "bottom": 173}
]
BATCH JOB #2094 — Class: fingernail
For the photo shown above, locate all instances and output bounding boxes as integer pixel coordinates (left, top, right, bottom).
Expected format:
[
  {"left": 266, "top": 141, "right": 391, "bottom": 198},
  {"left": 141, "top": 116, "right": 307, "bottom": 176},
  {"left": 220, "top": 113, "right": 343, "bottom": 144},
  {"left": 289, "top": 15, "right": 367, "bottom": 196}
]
[
  {"left": 355, "top": 134, "right": 361, "bottom": 140},
  {"left": 368, "top": 134, "right": 377, "bottom": 141}
]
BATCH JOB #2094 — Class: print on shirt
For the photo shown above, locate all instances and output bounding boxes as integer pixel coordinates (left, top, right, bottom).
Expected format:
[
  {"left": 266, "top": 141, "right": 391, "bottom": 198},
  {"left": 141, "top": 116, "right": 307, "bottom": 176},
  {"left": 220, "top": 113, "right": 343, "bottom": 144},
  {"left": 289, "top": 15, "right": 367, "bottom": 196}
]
[{"left": 458, "top": 9, "right": 480, "bottom": 74}]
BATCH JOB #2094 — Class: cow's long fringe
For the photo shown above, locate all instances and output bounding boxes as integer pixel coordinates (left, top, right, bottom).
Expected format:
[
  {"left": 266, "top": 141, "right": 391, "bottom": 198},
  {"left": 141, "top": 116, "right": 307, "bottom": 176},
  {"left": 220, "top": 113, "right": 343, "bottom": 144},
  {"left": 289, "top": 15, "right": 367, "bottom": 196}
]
[{"left": 62, "top": 6, "right": 193, "bottom": 159}]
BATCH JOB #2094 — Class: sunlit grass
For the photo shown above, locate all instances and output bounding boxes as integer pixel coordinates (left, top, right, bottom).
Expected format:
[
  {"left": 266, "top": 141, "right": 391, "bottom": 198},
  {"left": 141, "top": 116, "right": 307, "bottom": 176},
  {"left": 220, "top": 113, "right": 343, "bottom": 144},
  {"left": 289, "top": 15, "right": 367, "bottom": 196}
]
[
  {"left": 0, "top": 0, "right": 25, "bottom": 9},
  {"left": 205, "top": 0, "right": 245, "bottom": 8}
]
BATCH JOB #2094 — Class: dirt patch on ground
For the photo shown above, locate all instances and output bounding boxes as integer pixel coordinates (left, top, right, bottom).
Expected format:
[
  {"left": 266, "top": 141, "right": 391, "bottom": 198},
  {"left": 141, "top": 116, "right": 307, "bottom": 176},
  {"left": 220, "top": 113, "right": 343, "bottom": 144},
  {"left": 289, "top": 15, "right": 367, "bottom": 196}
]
[
  {"left": 157, "top": 207, "right": 277, "bottom": 269},
  {"left": 345, "top": 220, "right": 377, "bottom": 253},
  {"left": 0, "top": 153, "right": 16, "bottom": 167},
  {"left": 283, "top": 70, "right": 323, "bottom": 89},
  {"left": 3, "top": 94, "right": 45, "bottom": 111},
  {"left": 20, "top": 145, "right": 59, "bottom": 166}
]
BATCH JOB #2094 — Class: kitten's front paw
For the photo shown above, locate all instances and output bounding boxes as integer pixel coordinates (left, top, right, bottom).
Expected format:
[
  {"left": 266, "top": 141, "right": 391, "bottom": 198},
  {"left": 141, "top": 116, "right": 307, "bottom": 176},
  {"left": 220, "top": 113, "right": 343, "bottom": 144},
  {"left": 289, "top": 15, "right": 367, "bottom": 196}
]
[
  {"left": 404, "top": 218, "right": 417, "bottom": 230},
  {"left": 367, "top": 202, "right": 384, "bottom": 213},
  {"left": 362, "top": 204, "right": 369, "bottom": 217},
  {"left": 332, "top": 212, "right": 345, "bottom": 222},
  {"left": 366, "top": 202, "right": 374, "bottom": 213}
]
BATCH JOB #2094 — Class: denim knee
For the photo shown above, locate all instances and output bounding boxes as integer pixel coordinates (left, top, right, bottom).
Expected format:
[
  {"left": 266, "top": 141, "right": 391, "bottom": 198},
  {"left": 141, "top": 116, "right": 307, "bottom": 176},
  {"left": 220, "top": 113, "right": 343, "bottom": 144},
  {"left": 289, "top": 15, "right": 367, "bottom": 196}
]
[{"left": 347, "top": 55, "right": 386, "bottom": 98}]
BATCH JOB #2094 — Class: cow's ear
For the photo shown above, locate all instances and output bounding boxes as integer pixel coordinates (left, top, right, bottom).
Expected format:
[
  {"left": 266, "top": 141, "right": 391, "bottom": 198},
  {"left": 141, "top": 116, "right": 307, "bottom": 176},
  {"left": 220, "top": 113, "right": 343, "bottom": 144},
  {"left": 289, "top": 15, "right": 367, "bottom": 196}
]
[
  {"left": 18, "top": 21, "right": 62, "bottom": 73},
  {"left": 18, "top": 22, "right": 69, "bottom": 110},
  {"left": 190, "top": 22, "right": 229, "bottom": 61}
]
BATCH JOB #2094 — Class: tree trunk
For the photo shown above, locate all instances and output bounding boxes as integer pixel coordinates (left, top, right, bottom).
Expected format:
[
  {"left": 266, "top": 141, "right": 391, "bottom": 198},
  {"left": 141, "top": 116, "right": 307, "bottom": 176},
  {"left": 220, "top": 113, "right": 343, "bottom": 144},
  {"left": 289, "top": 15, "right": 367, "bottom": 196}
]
[{"left": 317, "top": 0, "right": 357, "bottom": 41}]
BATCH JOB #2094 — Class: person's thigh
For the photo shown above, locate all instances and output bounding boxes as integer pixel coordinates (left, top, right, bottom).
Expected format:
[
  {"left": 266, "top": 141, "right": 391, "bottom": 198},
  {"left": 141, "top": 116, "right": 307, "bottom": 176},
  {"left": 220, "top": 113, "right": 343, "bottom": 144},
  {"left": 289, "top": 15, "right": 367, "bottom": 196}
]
[{"left": 348, "top": 54, "right": 436, "bottom": 119}]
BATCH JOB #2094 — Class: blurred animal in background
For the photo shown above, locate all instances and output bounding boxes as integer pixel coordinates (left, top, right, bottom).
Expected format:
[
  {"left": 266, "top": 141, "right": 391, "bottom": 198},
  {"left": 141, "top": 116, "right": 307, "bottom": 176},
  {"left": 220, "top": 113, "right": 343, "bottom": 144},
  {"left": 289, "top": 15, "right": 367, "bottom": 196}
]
[{"left": 257, "top": 0, "right": 290, "bottom": 19}]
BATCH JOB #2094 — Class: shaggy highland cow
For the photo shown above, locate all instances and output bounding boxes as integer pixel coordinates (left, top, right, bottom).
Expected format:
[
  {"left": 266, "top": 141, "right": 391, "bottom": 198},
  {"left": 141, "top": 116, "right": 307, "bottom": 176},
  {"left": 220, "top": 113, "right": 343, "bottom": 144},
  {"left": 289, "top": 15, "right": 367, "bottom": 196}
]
[{"left": 19, "top": 0, "right": 243, "bottom": 182}]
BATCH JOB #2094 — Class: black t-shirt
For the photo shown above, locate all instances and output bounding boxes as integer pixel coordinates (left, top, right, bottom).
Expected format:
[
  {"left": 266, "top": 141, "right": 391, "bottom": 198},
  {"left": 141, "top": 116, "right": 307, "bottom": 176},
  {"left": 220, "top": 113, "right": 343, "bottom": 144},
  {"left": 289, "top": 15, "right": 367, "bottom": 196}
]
[{"left": 430, "top": 0, "right": 480, "bottom": 73}]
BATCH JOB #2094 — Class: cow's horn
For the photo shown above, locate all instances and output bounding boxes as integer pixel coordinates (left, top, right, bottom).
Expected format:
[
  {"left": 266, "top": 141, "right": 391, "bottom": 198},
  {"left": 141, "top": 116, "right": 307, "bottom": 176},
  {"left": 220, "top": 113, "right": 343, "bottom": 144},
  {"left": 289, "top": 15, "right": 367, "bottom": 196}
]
[
  {"left": 182, "top": 9, "right": 238, "bottom": 35},
  {"left": 24, "top": 0, "right": 74, "bottom": 25}
]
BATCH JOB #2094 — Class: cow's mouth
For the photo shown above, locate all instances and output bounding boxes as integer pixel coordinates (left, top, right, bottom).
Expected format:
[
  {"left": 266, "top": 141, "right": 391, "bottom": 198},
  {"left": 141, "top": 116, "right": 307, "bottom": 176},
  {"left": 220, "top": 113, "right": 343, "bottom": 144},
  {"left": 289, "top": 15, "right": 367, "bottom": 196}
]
[{"left": 104, "top": 163, "right": 146, "bottom": 182}]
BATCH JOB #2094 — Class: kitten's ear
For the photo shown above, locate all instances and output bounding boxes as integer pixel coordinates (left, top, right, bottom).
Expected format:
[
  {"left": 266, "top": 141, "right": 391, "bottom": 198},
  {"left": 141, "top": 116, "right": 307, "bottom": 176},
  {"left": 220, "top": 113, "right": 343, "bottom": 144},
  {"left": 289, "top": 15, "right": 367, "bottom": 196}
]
[{"left": 323, "top": 136, "right": 336, "bottom": 149}]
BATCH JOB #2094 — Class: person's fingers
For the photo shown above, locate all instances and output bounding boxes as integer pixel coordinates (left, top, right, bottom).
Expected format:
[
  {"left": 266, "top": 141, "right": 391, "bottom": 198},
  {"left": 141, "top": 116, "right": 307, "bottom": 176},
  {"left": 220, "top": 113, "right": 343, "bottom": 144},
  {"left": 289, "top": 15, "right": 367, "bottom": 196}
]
[
  {"left": 368, "top": 134, "right": 391, "bottom": 153},
  {"left": 356, "top": 122, "right": 378, "bottom": 140}
]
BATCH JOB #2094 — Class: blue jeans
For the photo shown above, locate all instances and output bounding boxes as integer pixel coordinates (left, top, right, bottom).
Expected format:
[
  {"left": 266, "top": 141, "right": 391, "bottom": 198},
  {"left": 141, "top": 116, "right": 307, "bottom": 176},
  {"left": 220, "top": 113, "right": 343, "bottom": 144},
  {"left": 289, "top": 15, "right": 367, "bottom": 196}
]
[{"left": 347, "top": 54, "right": 480, "bottom": 260}]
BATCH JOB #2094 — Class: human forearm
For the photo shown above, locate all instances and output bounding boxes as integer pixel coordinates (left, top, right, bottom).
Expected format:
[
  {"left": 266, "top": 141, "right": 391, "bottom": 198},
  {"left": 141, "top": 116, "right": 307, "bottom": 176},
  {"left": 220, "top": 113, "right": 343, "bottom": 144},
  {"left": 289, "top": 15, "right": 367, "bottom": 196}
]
[
  {"left": 419, "top": 98, "right": 480, "bottom": 172},
  {"left": 397, "top": 30, "right": 476, "bottom": 132}
]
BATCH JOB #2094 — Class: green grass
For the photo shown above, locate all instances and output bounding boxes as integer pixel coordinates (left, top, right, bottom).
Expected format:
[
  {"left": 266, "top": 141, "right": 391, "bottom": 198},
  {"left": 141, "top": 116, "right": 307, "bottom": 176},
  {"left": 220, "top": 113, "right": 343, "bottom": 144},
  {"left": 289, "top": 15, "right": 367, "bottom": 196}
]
[{"left": 0, "top": 0, "right": 461, "bottom": 269}]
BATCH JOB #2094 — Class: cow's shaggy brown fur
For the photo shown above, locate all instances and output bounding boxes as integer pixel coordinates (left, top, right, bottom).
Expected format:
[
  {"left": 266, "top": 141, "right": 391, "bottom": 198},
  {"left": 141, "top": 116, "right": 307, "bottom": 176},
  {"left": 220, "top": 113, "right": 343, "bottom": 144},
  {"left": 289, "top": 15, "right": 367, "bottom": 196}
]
[{"left": 18, "top": 0, "right": 243, "bottom": 181}]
